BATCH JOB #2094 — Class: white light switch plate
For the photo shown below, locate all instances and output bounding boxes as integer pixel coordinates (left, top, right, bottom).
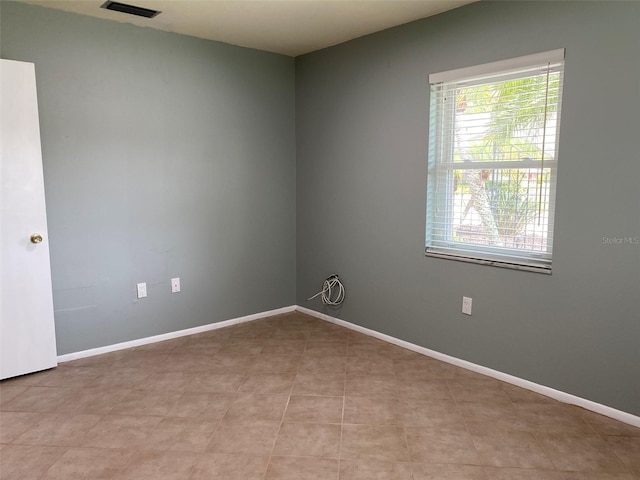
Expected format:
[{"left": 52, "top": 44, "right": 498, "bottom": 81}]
[{"left": 171, "top": 277, "right": 180, "bottom": 293}]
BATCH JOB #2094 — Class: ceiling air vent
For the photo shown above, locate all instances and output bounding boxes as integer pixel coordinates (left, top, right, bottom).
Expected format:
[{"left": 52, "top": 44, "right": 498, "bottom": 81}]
[{"left": 100, "top": 1, "right": 161, "bottom": 18}]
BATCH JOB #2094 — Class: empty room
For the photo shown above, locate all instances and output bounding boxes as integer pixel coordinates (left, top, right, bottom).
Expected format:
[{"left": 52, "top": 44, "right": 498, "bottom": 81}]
[{"left": 1, "top": 0, "right": 639, "bottom": 478}]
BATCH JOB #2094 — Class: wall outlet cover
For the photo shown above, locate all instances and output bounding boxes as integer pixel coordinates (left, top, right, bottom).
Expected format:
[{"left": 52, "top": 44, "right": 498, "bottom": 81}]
[
  {"left": 462, "top": 296, "right": 472, "bottom": 315},
  {"left": 137, "top": 282, "right": 147, "bottom": 299}
]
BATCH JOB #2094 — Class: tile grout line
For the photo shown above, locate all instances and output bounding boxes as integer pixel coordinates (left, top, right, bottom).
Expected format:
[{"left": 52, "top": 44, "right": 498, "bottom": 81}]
[
  {"left": 259, "top": 325, "right": 306, "bottom": 480},
  {"left": 446, "top": 377, "right": 486, "bottom": 472},
  {"left": 579, "top": 420, "right": 637, "bottom": 477},
  {"left": 393, "top": 354, "right": 417, "bottom": 480},
  {"left": 337, "top": 333, "right": 351, "bottom": 480}
]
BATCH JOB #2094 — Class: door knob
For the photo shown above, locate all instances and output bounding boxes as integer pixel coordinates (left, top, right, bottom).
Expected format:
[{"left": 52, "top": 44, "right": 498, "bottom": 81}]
[{"left": 30, "top": 233, "right": 43, "bottom": 244}]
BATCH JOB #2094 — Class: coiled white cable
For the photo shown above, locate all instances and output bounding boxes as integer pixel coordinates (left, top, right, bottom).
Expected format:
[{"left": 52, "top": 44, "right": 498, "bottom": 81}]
[{"left": 307, "top": 274, "right": 345, "bottom": 306}]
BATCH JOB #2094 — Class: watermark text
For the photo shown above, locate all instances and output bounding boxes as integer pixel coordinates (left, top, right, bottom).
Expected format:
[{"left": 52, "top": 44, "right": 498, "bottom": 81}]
[{"left": 602, "top": 236, "right": 639, "bottom": 245}]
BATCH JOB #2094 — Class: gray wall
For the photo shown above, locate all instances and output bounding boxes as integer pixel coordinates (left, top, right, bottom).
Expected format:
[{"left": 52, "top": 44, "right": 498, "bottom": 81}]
[
  {"left": 296, "top": 1, "right": 640, "bottom": 416},
  {"left": 1, "top": 2, "right": 296, "bottom": 354}
]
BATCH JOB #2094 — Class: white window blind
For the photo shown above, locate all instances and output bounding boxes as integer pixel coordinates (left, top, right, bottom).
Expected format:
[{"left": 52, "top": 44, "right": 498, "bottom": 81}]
[{"left": 426, "top": 49, "right": 565, "bottom": 273}]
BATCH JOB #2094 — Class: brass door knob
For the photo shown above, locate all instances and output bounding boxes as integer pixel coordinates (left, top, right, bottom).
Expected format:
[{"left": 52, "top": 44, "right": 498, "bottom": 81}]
[{"left": 30, "top": 233, "right": 43, "bottom": 244}]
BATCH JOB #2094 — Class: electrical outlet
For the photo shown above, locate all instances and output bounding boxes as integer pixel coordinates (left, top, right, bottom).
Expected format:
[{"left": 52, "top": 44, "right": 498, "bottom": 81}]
[
  {"left": 171, "top": 277, "right": 180, "bottom": 293},
  {"left": 137, "top": 282, "right": 147, "bottom": 299},
  {"left": 462, "top": 296, "right": 472, "bottom": 315}
]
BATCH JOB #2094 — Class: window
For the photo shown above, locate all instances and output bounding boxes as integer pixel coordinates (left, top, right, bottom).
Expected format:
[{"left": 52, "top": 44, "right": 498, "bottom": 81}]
[{"left": 426, "top": 49, "right": 565, "bottom": 273}]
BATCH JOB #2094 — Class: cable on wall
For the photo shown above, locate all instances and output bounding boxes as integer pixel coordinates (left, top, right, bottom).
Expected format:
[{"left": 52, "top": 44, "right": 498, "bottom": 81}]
[{"left": 307, "top": 274, "right": 345, "bottom": 306}]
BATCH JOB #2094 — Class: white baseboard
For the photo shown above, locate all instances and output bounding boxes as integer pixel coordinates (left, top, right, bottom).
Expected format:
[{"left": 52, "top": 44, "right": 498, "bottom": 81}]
[
  {"left": 296, "top": 305, "right": 640, "bottom": 429},
  {"left": 57, "top": 305, "right": 296, "bottom": 363},
  {"left": 57, "top": 302, "right": 639, "bottom": 428}
]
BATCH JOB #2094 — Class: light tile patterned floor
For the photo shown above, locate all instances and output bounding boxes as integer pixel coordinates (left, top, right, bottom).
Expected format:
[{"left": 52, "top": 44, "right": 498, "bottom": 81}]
[{"left": 1, "top": 311, "right": 639, "bottom": 479}]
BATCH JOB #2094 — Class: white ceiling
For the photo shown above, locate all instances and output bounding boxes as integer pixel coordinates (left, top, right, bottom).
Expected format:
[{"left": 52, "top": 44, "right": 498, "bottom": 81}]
[{"left": 20, "top": 0, "right": 475, "bottom": 56}]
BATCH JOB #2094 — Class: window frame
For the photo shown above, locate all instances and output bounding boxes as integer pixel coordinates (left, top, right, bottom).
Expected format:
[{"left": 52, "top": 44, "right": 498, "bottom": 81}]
[{"left": 425, "top": 49, "right": 565, "bottom": 274}]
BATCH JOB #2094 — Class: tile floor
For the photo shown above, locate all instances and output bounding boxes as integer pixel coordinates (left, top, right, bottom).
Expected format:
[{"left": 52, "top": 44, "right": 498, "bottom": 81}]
[{"left": 1, "top": 311, "right": 638, "bottom": 479}]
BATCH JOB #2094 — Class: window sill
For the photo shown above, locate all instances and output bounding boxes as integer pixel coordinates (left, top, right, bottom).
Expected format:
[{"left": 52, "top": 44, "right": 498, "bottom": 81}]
[{"left": 425, "top": 250, "right": 552, "bottom": 274}]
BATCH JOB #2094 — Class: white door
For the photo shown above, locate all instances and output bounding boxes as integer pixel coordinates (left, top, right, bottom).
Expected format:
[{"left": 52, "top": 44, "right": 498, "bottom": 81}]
[{"left": 0, "top": 59, "right": 57, "bottom": 379}]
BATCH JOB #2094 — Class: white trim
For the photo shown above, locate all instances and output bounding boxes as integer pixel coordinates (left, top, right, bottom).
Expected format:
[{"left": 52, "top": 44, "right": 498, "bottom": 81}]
[
  {"left": 56, "top": 305, "right": 296, "bottom": 363},
  {"left": 425, "top": 250, "right": 551, "bottom": 275},
  {"left": 296, "top": 306, "right": 640, "bottom": 429},
  {"left": 56, "top": 302, "right": 639, "bottom": 428},
  {"left": 429, "top": 48, "right": 565, "bottom": 84}
]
